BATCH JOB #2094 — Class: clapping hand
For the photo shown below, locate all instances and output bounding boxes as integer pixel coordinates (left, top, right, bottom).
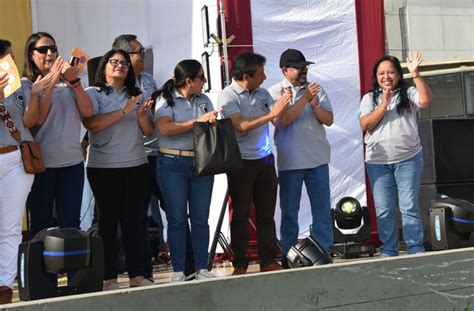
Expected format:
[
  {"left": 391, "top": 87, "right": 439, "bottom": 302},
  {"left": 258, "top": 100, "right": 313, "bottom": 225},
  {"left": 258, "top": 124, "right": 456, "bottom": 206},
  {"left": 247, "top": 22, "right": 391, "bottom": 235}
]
[
  {"left": 122, "top": 95, "right": 142, "bottom": 115},
  {"left": 137, "top": 97, "right": 153, "bottom": 118}
]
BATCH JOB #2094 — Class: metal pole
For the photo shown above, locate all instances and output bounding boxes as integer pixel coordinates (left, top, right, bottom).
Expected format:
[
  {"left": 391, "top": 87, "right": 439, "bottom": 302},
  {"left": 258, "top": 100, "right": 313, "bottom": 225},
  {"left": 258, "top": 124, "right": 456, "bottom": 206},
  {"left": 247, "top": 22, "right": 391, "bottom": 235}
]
[{"left": 219, "top": 0, "right": 231, "bottom": 86}]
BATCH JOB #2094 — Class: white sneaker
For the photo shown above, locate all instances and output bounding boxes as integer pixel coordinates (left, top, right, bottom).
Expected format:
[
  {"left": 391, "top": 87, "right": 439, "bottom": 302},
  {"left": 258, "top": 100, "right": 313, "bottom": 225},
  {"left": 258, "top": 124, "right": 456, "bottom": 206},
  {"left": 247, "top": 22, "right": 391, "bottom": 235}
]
[
  {"left": 172, "top": 272, "right": 185, "bottom": 282},
  {"left": 195, "top": 269, "right": 215, "bottom": 280}
]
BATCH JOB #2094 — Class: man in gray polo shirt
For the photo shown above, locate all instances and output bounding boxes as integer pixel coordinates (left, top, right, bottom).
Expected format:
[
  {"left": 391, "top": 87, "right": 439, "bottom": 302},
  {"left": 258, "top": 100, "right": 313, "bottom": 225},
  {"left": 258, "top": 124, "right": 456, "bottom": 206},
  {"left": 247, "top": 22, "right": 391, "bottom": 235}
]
[
  {"left": 268, "top": 49, "right": 334, "bottom": 267},
  {"left": 217, "top": 51, "right": 291, "bottom": 275}
]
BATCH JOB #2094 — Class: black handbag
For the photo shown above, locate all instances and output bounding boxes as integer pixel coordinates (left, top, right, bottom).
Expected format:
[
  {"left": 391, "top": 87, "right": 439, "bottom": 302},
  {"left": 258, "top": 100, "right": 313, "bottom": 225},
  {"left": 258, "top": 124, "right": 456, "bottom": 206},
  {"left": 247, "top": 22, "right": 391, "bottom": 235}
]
[{"left": 193, "top": 118, "right": 242, "bottom": 176}]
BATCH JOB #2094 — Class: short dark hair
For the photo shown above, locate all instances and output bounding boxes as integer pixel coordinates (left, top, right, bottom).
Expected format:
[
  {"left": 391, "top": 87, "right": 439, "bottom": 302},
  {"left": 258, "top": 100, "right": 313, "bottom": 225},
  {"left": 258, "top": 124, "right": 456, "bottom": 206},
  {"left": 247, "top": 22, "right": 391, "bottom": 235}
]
[
  {"left": 93, "top": 49, "right": 141, "bottom": 97},
  {"left": 232, "top": 51, "right": 266, "bottom": 81},
  {"left": 112, "top": 34, "right": 137, "bottom": 53},
  {"left": 23, "top": 32, "right": 56, "bottom": 80},
  {"left": 0, "top": 39, "right": 12, "bottom": 57}
]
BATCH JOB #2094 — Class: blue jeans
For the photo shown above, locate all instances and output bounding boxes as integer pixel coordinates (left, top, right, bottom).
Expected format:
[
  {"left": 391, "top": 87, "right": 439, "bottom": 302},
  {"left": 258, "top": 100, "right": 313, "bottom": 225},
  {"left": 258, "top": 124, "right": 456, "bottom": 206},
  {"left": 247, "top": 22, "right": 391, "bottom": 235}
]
[
  {"left": 279, "top": 164, "right": 333, "bottom": 255},
  {"left": 157, "top": 153, "right": 214, "bottom": 272},
  {"left": 366, "top": 152, "right": 425, "bottom": 256},
  {"left": 27, "top": 162, "right": 84, "bottom": 238}
]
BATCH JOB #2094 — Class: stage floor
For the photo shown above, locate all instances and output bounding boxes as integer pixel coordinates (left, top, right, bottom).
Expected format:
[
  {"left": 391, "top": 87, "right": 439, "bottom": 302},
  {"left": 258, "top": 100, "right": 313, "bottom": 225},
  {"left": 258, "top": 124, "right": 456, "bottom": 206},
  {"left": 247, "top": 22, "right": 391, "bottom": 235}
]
[{"left": 10, "top": 251, "right": 381, "bottom": 304}]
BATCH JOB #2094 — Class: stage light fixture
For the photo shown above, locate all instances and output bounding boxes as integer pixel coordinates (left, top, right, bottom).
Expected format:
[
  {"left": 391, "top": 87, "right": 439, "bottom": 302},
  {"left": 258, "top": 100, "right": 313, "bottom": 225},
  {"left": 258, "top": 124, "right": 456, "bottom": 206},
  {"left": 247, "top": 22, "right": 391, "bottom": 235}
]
[
  {"left": 286, "top": 236, "right": 332, "bottom": 268},
  {"left": 332, "top": 197, "right": 374, "bottom": 258}
]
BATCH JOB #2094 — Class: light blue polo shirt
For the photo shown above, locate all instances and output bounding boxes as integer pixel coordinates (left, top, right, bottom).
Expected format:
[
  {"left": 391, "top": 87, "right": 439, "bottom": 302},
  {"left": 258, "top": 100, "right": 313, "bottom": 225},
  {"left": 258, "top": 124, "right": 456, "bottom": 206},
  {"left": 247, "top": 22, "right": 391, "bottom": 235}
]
[
  {"left": 22, "top": 78, "right": 83, "bottom": 168},
  {"left": 137, "top": 72, "right": 159, "bottom": 156},
  {"left": 217, "top": 80, "right": 274, "bottom": 160},
  {"left": 154, "top": 88, "right": 214, "bottom": 151},
  {"left": 268, "top": 80, "right": 332, "bottom": 171},
  {"left": 0, "top": 81, "right": 33, "bottom": 146},
  {"left": 85, "top": 86, "right": 148, "bottom": 168},
  {"left": 359, "top": 86, "right": 422, "bottom": 164}
]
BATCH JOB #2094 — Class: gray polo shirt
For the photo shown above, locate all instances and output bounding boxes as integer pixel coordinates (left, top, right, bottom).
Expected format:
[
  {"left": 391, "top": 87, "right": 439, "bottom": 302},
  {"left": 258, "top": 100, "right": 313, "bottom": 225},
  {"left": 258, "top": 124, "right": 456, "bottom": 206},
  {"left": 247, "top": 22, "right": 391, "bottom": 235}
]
[
  {"left": 137, "top": 72, "right": 159, "bottom": 156},
  {"left": 85, "top": 86, "right": 148, "bottom": 168},
  {"left": 217, "top": 80, "right": 273, "bottom": 160},
  {"left": 22, "top": 78, "right": 83, "bottom": 168},
  {"left": 359, "top": 86, "right": 422, "bottom": 164},
  {"left": 268, "top": 80, "right": 332, "bottom": 171},
  {"left": 155, "top": 88, "right": 214, "bottom": 151},
  {"left": 0, "top": 81, "right": 33, "bottom": 146}
]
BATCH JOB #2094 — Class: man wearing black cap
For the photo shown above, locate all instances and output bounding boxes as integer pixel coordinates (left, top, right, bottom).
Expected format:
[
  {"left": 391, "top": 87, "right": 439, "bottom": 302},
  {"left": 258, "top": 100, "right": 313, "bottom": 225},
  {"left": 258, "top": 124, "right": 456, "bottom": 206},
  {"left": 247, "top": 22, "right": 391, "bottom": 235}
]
[{"left": 269, "top": 49, "right": 334, "bottom": 267}]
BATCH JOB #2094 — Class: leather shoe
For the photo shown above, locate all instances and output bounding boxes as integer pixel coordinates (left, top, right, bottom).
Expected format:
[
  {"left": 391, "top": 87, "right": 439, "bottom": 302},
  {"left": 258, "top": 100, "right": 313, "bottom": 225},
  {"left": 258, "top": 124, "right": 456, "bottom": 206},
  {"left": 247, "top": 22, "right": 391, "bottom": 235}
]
[
  {"left": 232, "top": 266, "right": 247, "bottom": 275},
  {"left": 0, "top": 286, "right": 13, "bottom": 304},
  {"left": 260, "top": 262, "right": 283, "bottom": 273}
]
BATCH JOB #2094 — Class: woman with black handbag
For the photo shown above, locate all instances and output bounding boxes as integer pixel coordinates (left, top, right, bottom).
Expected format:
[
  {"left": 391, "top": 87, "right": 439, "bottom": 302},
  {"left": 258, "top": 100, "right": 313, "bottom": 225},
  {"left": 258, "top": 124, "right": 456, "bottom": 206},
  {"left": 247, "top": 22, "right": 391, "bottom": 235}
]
[{"left": 154, "top": 59, "right": 219, "bottom": 282}]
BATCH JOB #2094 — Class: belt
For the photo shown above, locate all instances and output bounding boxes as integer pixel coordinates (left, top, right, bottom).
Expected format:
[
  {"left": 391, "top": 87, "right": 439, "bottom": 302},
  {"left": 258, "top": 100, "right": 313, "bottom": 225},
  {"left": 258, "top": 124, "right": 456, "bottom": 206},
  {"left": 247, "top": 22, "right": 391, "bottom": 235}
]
[
  {"left": 159, "top": 147, "right": 195, "bottom": 157},
  {"left": 0, "top": 145, "right": 18, "bottom": 155}
]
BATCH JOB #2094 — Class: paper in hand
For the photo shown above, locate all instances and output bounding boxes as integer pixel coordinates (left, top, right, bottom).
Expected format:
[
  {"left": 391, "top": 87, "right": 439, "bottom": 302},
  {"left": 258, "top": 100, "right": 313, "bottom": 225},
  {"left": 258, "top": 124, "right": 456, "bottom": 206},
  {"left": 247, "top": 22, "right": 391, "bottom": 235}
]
[
  {"left": 0, "top": 54, "right": 21, "bottom": 98},
  {"left": 69, "top": 48, "right": 90, "bottom": 74}
]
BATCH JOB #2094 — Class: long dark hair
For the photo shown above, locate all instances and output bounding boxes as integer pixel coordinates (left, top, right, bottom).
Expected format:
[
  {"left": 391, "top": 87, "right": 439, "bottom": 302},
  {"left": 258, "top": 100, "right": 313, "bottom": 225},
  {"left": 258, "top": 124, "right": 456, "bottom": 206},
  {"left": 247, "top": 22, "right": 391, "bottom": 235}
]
[
  {"left": 23, "top": 32, "right": 56, "bottom": 81},
  {"left": 370, "top": 55, "right": 410, "bottom": 116},
  {"left": 152, "top": 59, "right": 202, "bottom": 107},
  {"left": 93, "top": 49, "right": 141, "bottom": 97}
]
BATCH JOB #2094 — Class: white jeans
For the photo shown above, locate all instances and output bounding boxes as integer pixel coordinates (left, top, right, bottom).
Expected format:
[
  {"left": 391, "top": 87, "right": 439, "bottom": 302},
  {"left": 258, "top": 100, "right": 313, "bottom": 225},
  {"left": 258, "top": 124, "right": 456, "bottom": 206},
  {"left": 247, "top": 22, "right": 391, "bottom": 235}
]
[{"left": 0, "top": 150, "right": 34, "bottom": 288}]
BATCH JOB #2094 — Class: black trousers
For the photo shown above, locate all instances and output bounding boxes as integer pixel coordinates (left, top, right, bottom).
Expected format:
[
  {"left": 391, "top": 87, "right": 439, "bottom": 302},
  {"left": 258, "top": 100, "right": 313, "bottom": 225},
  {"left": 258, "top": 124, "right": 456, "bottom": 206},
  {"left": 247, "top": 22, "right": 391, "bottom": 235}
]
[
  {"left": 226, "top": 153, "right": 279, "bottom": 268},
  {"left": 87, "top": 164, "right": 148, "bottom": 280}
]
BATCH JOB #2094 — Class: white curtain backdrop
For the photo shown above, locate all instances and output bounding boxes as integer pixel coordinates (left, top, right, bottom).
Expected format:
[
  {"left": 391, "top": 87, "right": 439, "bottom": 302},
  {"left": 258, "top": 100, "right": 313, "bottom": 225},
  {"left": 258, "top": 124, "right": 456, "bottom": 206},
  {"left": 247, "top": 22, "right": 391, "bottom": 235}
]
[
  {"left": 31, "top": 0, "right": 366, "bottom": 244},
  {"left": 251, "top": 0, "right": 367, "bottom": 238}
]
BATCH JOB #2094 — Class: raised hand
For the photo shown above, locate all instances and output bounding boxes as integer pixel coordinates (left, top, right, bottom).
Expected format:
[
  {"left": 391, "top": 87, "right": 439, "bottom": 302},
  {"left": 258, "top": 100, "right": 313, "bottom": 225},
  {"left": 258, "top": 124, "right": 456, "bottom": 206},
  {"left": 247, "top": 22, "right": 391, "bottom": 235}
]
[
  {"left": 122, "top": 95, "right": 142, "bottom": 114},
  {"left": 49, "top": 56, "right": 63, "bottom": 86},
  {"left": 406, "top": 51, "right": 423, "bottom": 74},
  {"left": 31, "top": 72, "right": 58, "bottom": 96}
]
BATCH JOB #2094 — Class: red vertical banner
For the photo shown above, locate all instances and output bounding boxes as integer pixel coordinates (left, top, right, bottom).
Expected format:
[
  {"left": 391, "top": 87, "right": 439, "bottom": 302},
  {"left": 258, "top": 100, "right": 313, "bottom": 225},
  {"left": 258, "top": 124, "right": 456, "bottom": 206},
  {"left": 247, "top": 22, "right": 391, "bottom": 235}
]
[
  {"left": 218, "top": 0, "right": 254, "bottom": 84},
  {"left": 355, "top": 0, "right": 386, "bottom": 241}
]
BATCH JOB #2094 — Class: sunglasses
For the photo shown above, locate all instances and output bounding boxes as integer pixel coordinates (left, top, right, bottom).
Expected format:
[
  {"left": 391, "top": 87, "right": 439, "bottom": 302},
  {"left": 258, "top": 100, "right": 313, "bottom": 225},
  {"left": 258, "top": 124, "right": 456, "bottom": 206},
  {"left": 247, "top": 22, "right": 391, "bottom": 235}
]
[
  {"left": 108, "top": 59, "right": 130, "bottom": 68},
  {"left": 129, "top": 48, "right": 146, "bottom": 58},
  {"left": 33, "top": 45, "right": 58, "bottom": 54}
]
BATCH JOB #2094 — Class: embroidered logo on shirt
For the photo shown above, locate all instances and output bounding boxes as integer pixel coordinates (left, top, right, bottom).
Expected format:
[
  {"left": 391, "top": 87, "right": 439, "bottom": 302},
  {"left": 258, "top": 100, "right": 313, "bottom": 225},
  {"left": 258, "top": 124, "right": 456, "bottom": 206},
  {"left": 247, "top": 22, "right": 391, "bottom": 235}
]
[{"left": 259, "top": 98, "right": 270, "bottom": 114}]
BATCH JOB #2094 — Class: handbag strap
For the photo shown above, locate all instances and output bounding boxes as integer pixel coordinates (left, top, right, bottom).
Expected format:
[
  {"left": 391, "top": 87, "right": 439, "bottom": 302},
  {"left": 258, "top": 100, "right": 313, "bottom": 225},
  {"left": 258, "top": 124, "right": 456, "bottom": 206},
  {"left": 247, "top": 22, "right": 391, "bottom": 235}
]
[{"left": 0, "top": 101, "right": 22, "bottom": 142}]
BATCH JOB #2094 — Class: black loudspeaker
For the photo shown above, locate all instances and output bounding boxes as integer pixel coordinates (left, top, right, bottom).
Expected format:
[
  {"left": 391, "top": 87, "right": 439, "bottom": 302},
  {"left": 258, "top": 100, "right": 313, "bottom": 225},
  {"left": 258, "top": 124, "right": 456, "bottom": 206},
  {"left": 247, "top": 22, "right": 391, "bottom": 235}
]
[
  {"left": 87, "top": 56, "right": 102, "bottom": 86},
  {"left": 286, "top": 236, "right": 332, "bottom": 268},
  {"left": 396, "top": 183, "right": 474, "bottom": 250},
  {"left": 18, "top": 228, "right": 104, "bottom": 301},
  {"left": 429, "top": 196, "right": 474, "bottom": 250},
  {"left": 418, "top": 119, "right": 474, "bottom": 184}
]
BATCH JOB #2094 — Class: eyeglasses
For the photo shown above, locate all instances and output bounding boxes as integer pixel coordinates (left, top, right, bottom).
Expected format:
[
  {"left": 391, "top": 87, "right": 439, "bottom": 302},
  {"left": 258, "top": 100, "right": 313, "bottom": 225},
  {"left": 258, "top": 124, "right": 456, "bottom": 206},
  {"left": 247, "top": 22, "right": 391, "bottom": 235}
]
[
  {"left": 129, "top": 48, "right": 146, "bottom": 58},
  {"left": 108, "top": 59, "right": 130, "bottom": 68},
  {"left": 289, "top": 66, "right": 308, "bottom": 71},
  {"left": 195, "top": 73, "right": 206, "bottom": 81},
  {"left": 33, "top": 45, "right": 58, "bottom": 54}
]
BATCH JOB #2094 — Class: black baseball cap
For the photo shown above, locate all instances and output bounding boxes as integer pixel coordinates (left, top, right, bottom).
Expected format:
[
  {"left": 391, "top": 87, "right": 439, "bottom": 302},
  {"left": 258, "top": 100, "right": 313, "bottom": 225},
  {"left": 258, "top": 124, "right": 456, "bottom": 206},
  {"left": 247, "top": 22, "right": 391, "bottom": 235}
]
[{"left": 279, "top": 49, "right": 314, "bottom": 68}]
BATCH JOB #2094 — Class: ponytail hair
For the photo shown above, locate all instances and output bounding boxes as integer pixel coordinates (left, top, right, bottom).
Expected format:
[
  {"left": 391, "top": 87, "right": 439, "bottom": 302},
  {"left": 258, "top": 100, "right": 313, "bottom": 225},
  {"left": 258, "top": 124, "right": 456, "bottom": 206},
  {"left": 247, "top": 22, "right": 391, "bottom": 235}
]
[{"left": 153, "top": 59, "right": 202, "bottom": 107}]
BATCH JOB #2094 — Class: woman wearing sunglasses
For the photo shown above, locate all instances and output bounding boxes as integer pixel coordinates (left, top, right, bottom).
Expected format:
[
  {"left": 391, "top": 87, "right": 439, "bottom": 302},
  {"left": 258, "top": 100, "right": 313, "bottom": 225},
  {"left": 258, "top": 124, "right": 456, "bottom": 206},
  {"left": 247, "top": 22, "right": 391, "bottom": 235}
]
[
  {"left": 154, "top": 59, "right": 218, "bottom": 282},
  {"left": 83, "top": 49, "right": 154, "bottom": 290},
  {"left": 22, "top": 32, "right": 93, "bottom": 239}
]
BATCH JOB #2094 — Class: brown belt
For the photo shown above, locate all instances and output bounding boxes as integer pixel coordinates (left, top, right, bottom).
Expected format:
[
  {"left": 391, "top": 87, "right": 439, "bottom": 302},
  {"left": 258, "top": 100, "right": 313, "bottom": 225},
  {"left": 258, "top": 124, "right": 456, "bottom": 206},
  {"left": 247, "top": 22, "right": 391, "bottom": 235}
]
[
  {"left": 0, "top": 145, "right": 18, "bottom": 154},
  {"left": 159, "top": 147, "right": 195, "bottom": 157}
]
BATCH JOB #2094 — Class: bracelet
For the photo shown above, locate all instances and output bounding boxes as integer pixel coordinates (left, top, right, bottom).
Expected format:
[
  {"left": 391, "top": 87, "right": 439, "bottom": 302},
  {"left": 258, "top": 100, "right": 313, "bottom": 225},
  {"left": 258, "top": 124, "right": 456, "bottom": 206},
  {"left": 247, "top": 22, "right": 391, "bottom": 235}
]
[
  {"left": 68, "top": 78, "right": 81, "bottom": 85},
  {"left": 412, "top": 74, "right": 420, "bottom": 79}
]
